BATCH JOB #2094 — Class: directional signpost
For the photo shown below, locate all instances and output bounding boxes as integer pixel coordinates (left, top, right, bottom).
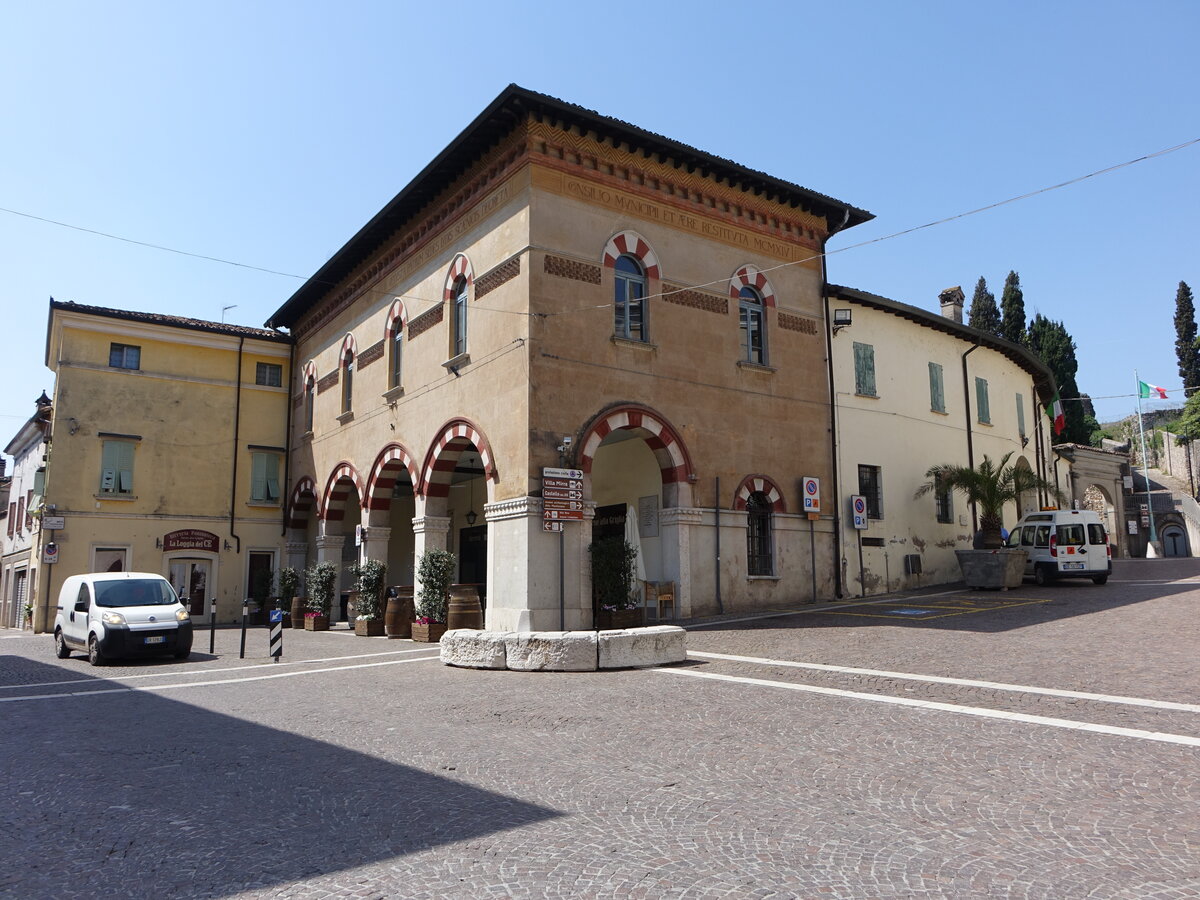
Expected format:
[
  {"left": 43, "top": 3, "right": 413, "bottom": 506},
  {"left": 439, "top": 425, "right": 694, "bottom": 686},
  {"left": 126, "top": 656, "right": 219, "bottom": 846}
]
[{"left": 542, "top": 467, "right": 584, "bottom": 630}]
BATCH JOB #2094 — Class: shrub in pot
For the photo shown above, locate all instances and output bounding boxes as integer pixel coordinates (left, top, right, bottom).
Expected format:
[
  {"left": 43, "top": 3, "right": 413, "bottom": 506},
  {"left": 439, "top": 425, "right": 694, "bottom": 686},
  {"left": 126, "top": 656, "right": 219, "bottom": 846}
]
[{"left": 349, "top": 558, "right": 387, "bottom": 636}]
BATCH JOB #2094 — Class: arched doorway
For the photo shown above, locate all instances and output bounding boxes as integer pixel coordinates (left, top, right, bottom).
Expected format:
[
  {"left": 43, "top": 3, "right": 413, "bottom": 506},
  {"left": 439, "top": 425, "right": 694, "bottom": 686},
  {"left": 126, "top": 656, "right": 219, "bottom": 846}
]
[
  {"left": 320, "top": 463, "right": 364, "bottom": 626},
  {"left": 364, "top": 444, "right": 420, "bottom": 591},
  {"left": 1081, "top": 483, "right": 1118, "bottom": 553},
  {"left": 1162, "top": 523, "right": 1189, "bottom": 557}
]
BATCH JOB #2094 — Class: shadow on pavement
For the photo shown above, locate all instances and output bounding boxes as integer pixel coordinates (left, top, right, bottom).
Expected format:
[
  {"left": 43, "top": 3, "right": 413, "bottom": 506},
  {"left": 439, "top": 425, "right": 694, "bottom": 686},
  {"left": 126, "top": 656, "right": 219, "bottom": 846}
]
[{"left": 0, "top": 658, "right": 560, "bottom": 899}]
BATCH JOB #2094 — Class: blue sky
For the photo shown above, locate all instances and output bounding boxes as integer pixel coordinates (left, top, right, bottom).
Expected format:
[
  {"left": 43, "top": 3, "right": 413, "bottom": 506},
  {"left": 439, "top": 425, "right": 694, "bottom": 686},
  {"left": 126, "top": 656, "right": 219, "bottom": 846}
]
[{"left": 3, "top": 1, "right": 1197, "bottom": 467}]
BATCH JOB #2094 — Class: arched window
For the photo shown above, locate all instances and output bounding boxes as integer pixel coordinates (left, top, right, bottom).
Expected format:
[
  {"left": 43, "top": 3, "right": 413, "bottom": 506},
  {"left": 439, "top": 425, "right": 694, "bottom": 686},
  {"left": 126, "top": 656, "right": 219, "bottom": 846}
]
[
  {"left": 303, "top": 375, "right": 315, "bottom": 433},
  {"left": 389, "top": 325, "right": 403, "bottom": 390},
  {"left": 614, "top": 254, "right": 647, "bottom": 341},
  {"left": 451, "top": 276, "right": 468, "bottom": 358},
  {"left": 746, "top": 490, "right": 774, "bottom": 575},
  {"left": 340, "top": 351, "right": 354, "bottom": 414},
  {"left": 739, "top": 286, "right": 767, "bottom": 365}
]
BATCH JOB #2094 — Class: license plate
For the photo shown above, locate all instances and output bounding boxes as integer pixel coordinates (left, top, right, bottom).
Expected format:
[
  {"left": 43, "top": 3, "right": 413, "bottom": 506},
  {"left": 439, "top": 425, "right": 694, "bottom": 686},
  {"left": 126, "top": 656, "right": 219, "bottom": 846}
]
[
  {"left": 144, "top": 635, "right": 165, "bottom": 644},
  {"left": 1062, "top": 562, "right": 1085, "bottom": 570}
]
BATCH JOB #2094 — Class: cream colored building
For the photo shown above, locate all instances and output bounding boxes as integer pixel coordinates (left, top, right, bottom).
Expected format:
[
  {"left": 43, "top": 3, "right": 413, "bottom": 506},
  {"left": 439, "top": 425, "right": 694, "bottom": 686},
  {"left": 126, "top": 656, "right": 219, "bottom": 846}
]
[
  {"left": 266, "top": 85, "right": 874, "bottom": 630},
  {"left": 1, "top": 393, "right": 50, "bottom": 628},
  {"left": 827, "top": 285, "right": 1061, "bottom": 594},
  {"left": 32, "top": 301, "right": 291, "bottom": 631}
]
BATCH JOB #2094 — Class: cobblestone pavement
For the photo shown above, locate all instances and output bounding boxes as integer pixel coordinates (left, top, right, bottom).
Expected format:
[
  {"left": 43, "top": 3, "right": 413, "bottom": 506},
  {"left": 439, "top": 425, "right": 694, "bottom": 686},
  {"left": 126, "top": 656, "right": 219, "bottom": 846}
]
[{"left": 2, "top": 558, "right": 1198, "bottom": 899}]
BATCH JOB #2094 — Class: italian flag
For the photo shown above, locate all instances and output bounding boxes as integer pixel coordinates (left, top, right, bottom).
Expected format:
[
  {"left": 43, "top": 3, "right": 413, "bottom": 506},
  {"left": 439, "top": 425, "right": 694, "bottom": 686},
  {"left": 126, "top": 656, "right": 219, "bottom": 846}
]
[
  {"left": 1139, "top": 380, "right": 1168, "bottom": 400},
  {"left": 1045, "top": 392, "right": 1065, "bottom": 435}
]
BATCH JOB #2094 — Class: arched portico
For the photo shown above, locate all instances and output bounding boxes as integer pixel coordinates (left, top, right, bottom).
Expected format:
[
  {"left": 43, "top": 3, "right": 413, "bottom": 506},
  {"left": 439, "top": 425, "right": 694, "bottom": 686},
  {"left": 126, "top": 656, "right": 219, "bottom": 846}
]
[
  {"left": 364, "top": 443, "right": 420, "bottom": 588},
  {"left": 319, "top": 463, "right": 364, "bottom": 624}
]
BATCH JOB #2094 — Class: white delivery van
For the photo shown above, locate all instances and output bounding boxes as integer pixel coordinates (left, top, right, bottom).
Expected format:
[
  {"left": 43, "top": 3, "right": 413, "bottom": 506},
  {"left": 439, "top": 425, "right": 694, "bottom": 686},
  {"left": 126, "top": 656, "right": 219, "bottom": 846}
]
[
  {"left": 1006, "top": 509, "right": 1112, "bottom": 585},
  {"left": 53, "top": 572, "right": 193, "bottom": 665}
]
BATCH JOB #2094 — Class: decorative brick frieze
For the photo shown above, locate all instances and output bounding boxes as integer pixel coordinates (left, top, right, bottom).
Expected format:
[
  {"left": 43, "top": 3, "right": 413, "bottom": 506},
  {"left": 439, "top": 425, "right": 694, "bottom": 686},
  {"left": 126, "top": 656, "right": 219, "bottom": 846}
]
[
  {"left": 545, "top": 255, "right": 601, "bottom": 284},
  {"left": 476, "top": 256, "right": 522, "bottom": 298},
  {"left": 316, "top": 370, "right": 339, "bottom": 394},
  {"left": 662, "top": 284, "right": 728, "bottom": 315},
  {"left": 358, "top": 340, "right": 385, "bottom": 368},
  {"left": 408, "top": 302, "right": 444, "bottom": 339},
  {"left": 778, "top": 313, "right": 820, "bottom": 335}
]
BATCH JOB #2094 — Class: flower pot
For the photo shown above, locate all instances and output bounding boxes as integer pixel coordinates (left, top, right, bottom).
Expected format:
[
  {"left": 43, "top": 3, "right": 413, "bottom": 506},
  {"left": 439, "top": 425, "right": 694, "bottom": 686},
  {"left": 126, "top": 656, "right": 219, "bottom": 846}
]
[
  {"left": 955, "top": 548, "right": 1028, "bottom": 590},
  {"left": 355, "top": 618, "right": 385, "bottom": 637},
  {"left": 596, "top": 607, "right": 644, "bottom": 630},
  {"left": 304, "top": 615, "right": 329, "bottom": 631},
  {"left": 411, "top": 622, "right": 447, "bottom": 643},
  {"left": 385, "top": 587, "right": 414, "bottom": 639},
  {"left": 290, "top": 597, "right": 307, "bottom": 629}
]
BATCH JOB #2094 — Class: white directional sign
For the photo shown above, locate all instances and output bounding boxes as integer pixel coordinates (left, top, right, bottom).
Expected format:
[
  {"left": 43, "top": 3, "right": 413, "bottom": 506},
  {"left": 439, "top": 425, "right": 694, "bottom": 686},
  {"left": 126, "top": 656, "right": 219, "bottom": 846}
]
[
  {"left": 802, "top": 476, "right": 821, "bottom": 512},
  {"left": 543, "top": 521, "right": 564, "bottom": 532},
  {"left": 543, "top": 467, "right": 583, "bottom": 480},
  {"left": 543, "top": 468, "right": 585, "bottom": 520},
  {"left": 850, "top": 494, "right": 868, "bottom": 530}
]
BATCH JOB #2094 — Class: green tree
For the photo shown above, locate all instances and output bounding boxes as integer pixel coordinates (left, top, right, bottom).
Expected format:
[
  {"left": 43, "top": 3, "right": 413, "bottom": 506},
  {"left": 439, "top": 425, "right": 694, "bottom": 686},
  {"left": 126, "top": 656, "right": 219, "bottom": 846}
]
[
  {"left": 1027, "top": 314, "right": 1090, "bottom": 445},
  {"left": 967, "top": 276, "right": 1001, "bottom": 335},
  {"left": 1174, "top": 281, "right": 1199, "bottom": 396},
  {"left": 1000, "top": 270, "right": 1026, "bottom": 344},
  {"left": 1174, "top": 388, "right": 1200, "bottom": 443}
]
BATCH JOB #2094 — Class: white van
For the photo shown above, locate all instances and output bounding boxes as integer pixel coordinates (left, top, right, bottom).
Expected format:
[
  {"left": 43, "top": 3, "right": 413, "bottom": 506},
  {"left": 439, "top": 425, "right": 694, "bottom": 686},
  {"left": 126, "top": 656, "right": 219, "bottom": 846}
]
[
  {"left": 1006, "top": 509, "right": 1112, "bottom": 585},
  {"left": 53, "top": 572, "right": 193, "bottom": 665}
]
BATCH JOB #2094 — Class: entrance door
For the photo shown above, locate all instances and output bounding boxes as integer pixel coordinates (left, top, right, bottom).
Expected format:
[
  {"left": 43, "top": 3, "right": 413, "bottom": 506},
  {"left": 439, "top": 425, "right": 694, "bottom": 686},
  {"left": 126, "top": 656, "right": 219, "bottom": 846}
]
[
  {"left": 169, "top": 560, "right": 211, "bottom": 615},
  {"left": 1162, "top": 525, "right": 1188, "bottom": 557},
  {"left": 458, "top": 525, "right": 487, "bottom": 602}
]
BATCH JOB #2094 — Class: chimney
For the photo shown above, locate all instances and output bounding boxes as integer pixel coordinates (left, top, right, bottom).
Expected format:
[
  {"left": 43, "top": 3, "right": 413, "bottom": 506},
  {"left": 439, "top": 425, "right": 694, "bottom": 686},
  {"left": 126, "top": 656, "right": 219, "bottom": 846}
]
[{"left": 939, "top": 286, "right": 964, "bottom": 324}]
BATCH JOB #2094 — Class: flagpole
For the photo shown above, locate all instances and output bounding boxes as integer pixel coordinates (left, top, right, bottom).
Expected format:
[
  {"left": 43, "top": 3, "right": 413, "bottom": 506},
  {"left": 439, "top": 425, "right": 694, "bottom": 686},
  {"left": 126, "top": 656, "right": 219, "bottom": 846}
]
[{"left": 1135, "top": 371, "right": 1159, "bottom": 553}]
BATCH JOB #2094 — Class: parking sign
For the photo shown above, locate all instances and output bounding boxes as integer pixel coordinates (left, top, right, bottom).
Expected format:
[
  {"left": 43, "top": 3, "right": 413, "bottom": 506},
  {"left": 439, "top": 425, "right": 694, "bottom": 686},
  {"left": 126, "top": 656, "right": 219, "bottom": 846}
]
[
  {"left": 850, "top": 495, "right": 868, "bottom": 529},
  {"left": 802, "top": 477, "right": 821, "bottom": 512}
]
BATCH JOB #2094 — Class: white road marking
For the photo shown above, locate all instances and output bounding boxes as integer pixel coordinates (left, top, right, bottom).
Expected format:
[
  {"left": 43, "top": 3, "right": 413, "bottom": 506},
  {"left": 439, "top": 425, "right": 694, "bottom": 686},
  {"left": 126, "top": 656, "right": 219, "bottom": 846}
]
[
  {"left": 655, "top": 668, "right": 1200, "bottom": 748},
  {"left": 683, "top": 590, "right": 970, "bottom": 629},
  {"left": 0, "top": 647, "right": 440, "bottom": 691},
  {"left": 0, "top": 655, "right": 440, "bottom": 703},
  {"left": 687, "top": 651, "right": 1200, "bottom": 713}
]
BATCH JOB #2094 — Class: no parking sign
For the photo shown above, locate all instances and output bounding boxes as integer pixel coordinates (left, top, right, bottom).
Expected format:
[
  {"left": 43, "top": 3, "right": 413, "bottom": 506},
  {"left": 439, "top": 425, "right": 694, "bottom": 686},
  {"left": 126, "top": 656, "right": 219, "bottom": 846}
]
[
  {"left": 802, "top": 477, "right": 820, "bottom": 512},
  {"left": 850, "top": 495, "right": 868, "bottom": 529}
]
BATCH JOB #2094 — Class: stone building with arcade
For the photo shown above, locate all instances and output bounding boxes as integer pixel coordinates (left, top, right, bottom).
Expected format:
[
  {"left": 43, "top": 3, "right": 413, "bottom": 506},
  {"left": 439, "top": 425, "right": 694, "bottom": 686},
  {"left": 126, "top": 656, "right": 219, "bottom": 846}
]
[{"left": 266, "top": 85, "right": 874, "bottom": 631}]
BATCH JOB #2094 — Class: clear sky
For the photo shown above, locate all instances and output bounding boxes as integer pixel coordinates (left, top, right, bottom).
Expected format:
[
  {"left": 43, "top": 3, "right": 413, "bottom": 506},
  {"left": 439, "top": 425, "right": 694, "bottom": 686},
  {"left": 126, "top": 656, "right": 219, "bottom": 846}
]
[{"left": 3, "top": 1, "right": 1197, "bottom": 468}]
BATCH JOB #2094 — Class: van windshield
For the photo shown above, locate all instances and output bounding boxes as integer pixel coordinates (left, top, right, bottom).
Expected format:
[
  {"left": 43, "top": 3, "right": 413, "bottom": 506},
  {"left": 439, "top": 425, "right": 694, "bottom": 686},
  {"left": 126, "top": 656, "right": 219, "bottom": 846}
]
[{"left": 93, "top": 579, "right": 178, "bottom": 608}]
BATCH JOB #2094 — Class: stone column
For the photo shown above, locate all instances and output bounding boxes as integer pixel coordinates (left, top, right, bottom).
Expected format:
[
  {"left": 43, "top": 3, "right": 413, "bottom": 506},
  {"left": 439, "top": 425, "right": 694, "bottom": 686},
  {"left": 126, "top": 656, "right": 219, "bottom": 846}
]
[
  {"left": 285, "top": 540, "right": 307, "bottom": 576},
  {"left": 361, "top": 526, "right": 391, "bottom": 564},
  {"left": 659, "top": 507, "right": 705, "bottom": 619}
]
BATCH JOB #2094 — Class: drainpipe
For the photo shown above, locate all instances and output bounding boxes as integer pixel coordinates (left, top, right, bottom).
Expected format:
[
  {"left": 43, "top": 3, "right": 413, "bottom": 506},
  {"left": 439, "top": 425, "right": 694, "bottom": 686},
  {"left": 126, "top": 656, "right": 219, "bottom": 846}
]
[
  {"left": 713, "top": 476, "right": 722, "bottom": 614},
  {"left": 822, "top": 211, "right": 850, "bottom": 599},
  {"left": 961, "top": 342, "right": 982, "bottom": 533},
  {"left": 229, "top": 336, "right": 244, "bottom": 554},
  {"left": 281, "top": 336, "right": 295, "bottom": 536}
]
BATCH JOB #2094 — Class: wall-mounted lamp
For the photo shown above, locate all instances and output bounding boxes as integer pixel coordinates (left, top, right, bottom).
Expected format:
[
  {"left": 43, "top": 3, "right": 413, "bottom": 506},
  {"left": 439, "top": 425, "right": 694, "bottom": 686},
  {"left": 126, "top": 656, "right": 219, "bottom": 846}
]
[
  {"left": 223, "top": 540, "right": 232, "bottom": 551},
  {"left": 466, "top": 474, "right": 478, "bottom": 525},
  {"left": 155, "top": 537, "right": 162, "bottom": 549},
  {"left": 832, "top": 309, "right": 853, "bottom": 335}
]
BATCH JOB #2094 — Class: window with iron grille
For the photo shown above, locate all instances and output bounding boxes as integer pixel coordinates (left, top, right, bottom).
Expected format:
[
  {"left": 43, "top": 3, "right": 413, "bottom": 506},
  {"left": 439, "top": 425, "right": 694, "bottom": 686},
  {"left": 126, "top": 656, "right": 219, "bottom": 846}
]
[
  {"left": 255, "top": 362, "right": 282, "bottom": 387},
  {"left": 935, "top": 476, "right": 953, "bottom": 523},
  {"left": 746, "top": 491, "right": 774, "bottom": 575},
  {"left": 858, "top": 464, "right": 883, "bottom": 519}
]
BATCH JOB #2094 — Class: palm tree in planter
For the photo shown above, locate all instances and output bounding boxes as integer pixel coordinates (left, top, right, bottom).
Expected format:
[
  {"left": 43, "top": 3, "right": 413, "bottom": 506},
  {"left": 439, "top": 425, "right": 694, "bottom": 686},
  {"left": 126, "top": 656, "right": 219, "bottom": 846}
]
[
  {"left": 915, "top": 451, "right": 1060, "bottom": 588},
  {"left": 349, "top": 558, "right": 387, "bottom": 636},
  {"left": 414, "top": 549, "right": 455, "bottom": 642},
  {"left": 304, "top": 561, "right": 338, "bottom": 630}
]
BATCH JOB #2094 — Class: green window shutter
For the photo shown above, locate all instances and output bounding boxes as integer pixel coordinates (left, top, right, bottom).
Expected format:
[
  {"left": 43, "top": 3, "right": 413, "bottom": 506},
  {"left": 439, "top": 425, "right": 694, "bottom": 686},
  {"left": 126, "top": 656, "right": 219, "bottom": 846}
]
[
  {"left": 928, "top": 362, "right": 945, "bottom": 412},
  {"left": 101, "top": 441, "right": 134, "bottom": 494},
  {"left": 265, "top": 454, "right": 280, "bottom": 502},
  {"left": 854, "top": 342, "right": 876, "bottom": 396},
  {"left": 1016, "top": 393, "right": 1026, "bottom": 437},
  {"left": 251, "top": 453, "right": 267, "bottom": 501},
  {"left": 976, "top": 377, "right": 990, "bottom": 424}
]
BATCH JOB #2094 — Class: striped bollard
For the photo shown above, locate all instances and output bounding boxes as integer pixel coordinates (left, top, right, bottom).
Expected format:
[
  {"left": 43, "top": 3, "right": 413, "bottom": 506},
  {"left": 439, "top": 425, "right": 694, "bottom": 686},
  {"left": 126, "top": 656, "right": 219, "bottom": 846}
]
[{"left": 269, "top": 608, "right": 284, "bottom": 662}]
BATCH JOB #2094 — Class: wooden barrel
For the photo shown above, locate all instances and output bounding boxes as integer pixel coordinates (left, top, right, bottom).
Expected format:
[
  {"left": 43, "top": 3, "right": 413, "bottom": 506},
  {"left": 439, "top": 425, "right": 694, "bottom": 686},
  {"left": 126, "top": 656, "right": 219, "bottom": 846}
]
[
  {"left": 290, "top": 596, "right": 306, "bottom": 629},
  {"left": 385, "top": 586, "right": 414, "bottom": 639},
  {"left": 446, "top": 583, "right": 484, "bottom": 630}
]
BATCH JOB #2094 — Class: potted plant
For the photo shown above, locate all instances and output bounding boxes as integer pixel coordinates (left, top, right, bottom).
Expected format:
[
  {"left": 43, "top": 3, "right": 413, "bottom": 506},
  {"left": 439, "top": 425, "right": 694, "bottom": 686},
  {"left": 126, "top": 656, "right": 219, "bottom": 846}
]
[
  {"left": 278, "top": 566, "right": 303, "bottom": 630},
  {"left": 349, "top": 558, "right": 387, "bottom": 636},
  {"left": 589, "top": 537, "right": 642, "bottom": 629},
  {"left": 915, "top": 451, "right": 1060, "bottom": 588},
  {"left": 414, "top": 549, "right": 455, "bottom": 642},
  {"left": 304, "top": 561, "right": 338, "bottom": 630}
]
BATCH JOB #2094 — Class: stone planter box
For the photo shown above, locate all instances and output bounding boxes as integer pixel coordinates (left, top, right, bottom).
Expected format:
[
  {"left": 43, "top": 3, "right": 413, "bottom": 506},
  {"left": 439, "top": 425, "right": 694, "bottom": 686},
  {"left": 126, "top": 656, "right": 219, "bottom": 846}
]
[
  {"left": 955, "top": 548, "right": 1028, "bottom": 589},
  {"left": 354, "top": 618, "right": 385, "bottom": 636}
]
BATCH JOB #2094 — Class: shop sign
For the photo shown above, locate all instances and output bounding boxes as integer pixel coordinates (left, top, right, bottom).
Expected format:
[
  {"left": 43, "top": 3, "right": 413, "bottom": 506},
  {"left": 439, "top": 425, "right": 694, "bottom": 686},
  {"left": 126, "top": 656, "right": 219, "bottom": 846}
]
[{"left": 162, "top": 529, "right": 219, "bottom": 553}]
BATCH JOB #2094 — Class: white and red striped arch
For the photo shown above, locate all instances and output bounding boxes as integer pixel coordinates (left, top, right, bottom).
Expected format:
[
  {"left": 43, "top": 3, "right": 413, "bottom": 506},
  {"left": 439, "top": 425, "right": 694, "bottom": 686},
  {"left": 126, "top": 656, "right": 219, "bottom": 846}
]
[
  {"left": 340, "top": 332, "right": 357, "bottom": 362},
  {"left": 602, "top": 231, "right": 660, "bottom": 280},
  {"left": 420, "top": 419, "right": 496, "bottom": 499},
  {"left": 303, "top": 360, "right": 318, "bottom": 385},
  {"left": 733, "top": 474, "right": 787, "bottom": 513},
  {"left": 443, "top": 254, "right": 474, "bottom": 301},
  {"left": 320, "top": 462, "right": 364, "bottom": 521},
  {"left": 287, "top": 476, "right": 318, "bottom": 528},
  {"left": 386, "top": 298, "right": 408, "bottom": 338},
  {"left": 579, "top": 404, "right": 692, "bottom": 485},
  {"left": 729, "top": 265, "right": 776, "bottom": 308},
  {"left": 364, "top": 443, "right": 420, "bottom": 511}
]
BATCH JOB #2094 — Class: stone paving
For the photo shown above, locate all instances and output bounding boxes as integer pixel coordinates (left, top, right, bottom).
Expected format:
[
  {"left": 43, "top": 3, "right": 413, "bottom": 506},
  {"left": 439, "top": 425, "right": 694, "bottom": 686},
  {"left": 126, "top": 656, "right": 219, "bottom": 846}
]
[{"left": 1, "top": 558, "right": 1198, "bottom": 898}]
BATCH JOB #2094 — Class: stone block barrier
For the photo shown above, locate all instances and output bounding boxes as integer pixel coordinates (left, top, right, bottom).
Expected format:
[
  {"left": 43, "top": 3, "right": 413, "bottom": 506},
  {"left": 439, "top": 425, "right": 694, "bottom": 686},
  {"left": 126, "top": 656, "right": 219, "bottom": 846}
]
[{"left": 440, "top": 626, "right": 686, "bottom": 671}]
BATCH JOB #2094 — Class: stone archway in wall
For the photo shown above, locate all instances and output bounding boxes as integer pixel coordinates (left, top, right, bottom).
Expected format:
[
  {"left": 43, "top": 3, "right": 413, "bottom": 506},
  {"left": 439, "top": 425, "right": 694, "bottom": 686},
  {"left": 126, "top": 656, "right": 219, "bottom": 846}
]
[
  {"left": 1014, "top": 456, "right": 1038, "bottom": 519},
  {"left": 1160, "top": 520, "right": 1190, "bottom": 557},
  {"left": 1081, "top": 483, "right": 1119, "bottom": 553},
  {"left": 285, "top": 477, "right": 319, "bottom": 596},
  {"left": 320, "top": 462, "right": 365, "bottom": 626},
  {"left": 1055, "top": 445, "right": 1131, "bottom": 558},
  {"left": 579, "top": 404, "right": 695, "bottom": 620},
  {"left": 363, "top": 443, "right": 421, "bottom": 591},
  {"left": 418, "top": 419, "right": 497, "bottom": 607}
]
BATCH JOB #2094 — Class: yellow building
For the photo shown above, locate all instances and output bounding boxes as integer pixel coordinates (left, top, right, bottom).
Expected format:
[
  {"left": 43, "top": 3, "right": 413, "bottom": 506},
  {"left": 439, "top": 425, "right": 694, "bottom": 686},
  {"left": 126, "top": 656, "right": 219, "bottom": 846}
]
[{"left": 32, "top": 301, "right": 291, "bottom": 631}]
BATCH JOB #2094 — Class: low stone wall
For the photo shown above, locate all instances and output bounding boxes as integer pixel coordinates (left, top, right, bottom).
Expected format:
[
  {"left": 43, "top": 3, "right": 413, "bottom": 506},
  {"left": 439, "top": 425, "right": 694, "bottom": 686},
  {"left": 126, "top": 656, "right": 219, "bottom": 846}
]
[{"left": 440, "top": 626, "right": 687, "bottom": 671}]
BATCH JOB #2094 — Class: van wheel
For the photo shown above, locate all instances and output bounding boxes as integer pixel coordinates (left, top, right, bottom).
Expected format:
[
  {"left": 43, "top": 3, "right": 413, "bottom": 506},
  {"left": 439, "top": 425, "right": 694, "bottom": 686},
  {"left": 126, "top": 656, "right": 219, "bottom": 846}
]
[
  {"left": 1092, "top": 574, "right": 1108, "bottom": 585},
  {"left": 1034, "top": 564, "right": 1055, "bottom": 587},
  {"left": 87, "top": 635, "right": 106, "bottom": 667},
  {"left": 174, "top": 648, "right": 191, "bottom": 660},
  {"left": 55, "top": 629, "right": 71, "bottom": 659}
]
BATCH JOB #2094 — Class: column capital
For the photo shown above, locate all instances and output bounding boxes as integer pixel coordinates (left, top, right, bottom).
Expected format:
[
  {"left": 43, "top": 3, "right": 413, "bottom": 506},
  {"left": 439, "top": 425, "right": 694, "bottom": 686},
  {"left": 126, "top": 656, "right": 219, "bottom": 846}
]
[{"left": 412, "top": 515, "right": 451, "bottom": 536}]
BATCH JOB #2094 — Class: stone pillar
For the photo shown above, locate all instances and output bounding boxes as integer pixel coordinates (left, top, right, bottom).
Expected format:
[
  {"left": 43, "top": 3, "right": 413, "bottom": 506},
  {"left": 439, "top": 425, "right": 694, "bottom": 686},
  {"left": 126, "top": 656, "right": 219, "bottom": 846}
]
[
  {"left": 659, "top": 507, "right": 704, "bottom": 619},
  {"left": 361, "top": 526, "right": 391, "bottom": 564},
  {"left": 285, "top": 540, "right": 307, "bottom": 577}
]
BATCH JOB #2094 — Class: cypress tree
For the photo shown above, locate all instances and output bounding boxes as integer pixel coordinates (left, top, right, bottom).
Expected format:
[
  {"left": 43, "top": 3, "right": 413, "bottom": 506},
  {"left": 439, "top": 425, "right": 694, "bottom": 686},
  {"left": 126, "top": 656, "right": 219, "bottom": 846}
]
[
  {"left": 1174, "top": 281, "right": 1199, "bottom": 396},
  {"left": 967, "top": 276, "right": 1001, "bottom": 335},
  {"left": 1000, "top": 270, "right": 1026, "bottom": 345},
  {"left": 1027, "top": 314, "right": 1090, "bottom": 444}
]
